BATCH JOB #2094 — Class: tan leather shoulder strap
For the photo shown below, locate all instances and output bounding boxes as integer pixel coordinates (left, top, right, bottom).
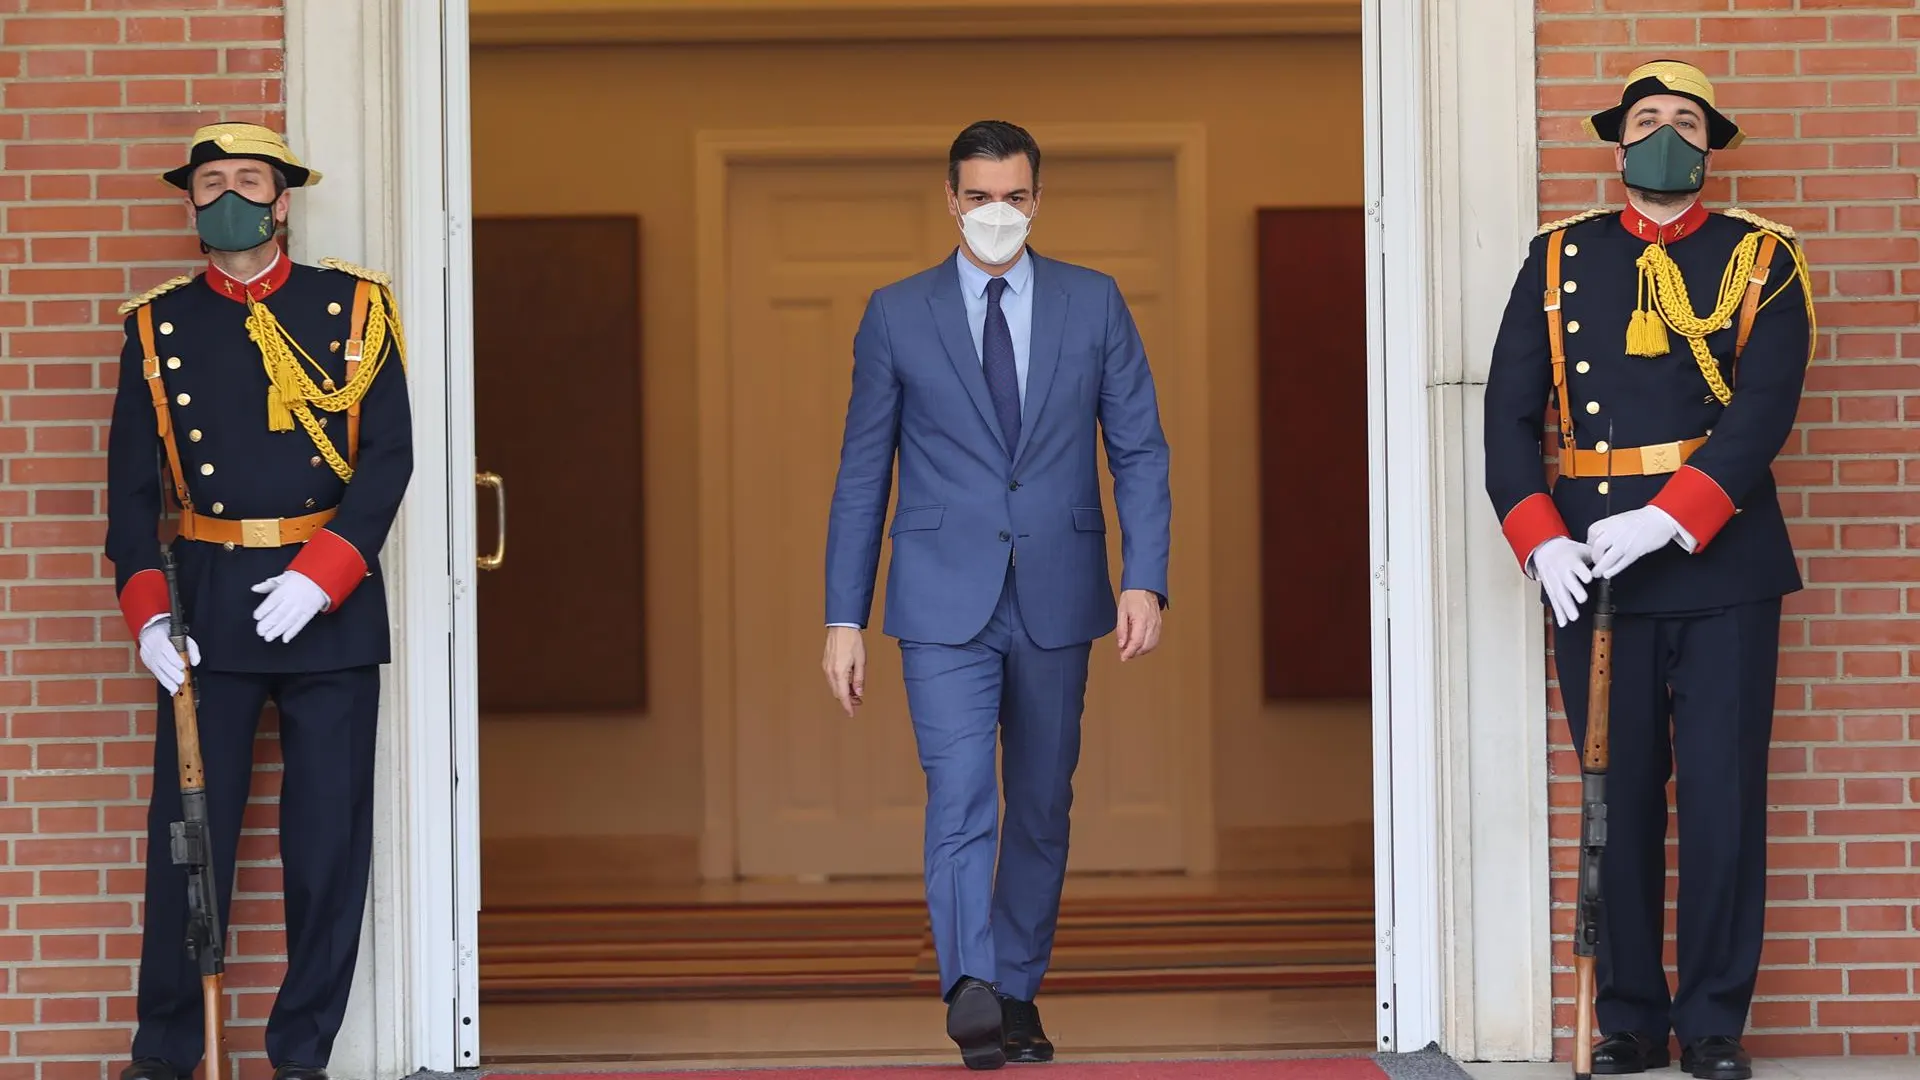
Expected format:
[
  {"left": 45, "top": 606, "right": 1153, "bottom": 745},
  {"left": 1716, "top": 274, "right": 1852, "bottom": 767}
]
[
  {"left": 1544, "top": 232, "right": 1577, "bottom": 475},
  {"left": 1727, "top": 232, "right": 1778, "bottom": 391},
  {"left": 345, "top": 278, "right": 371, "bottom": 466},
  {"left": 137, "top": 304, "right": 191, "bottom": 509}
]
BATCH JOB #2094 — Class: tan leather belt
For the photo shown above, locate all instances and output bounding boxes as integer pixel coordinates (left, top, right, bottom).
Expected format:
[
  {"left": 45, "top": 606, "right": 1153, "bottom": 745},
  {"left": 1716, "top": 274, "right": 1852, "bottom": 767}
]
[
  {"left": 1564, "top": 436, "right": 1707, "bottom": 480},
  {"left": 177, "top": 508, "right": 336, "bottom": 548}
]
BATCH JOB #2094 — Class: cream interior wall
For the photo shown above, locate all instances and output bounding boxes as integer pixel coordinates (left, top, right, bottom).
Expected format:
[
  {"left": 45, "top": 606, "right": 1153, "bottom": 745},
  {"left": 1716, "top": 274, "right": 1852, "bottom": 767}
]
[{"left": 470, "top": 34, "right": 1371, "bottom": 863}]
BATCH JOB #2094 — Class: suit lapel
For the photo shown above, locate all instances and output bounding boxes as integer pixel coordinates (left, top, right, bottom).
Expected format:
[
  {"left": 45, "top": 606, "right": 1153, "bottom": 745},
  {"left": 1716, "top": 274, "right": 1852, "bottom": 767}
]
[
  {"left": 1015, "top": 253, "right": 1069, "bottom": 466},
  {"left": 928, "top": 254, "right": 1009, "bottom": 457}
]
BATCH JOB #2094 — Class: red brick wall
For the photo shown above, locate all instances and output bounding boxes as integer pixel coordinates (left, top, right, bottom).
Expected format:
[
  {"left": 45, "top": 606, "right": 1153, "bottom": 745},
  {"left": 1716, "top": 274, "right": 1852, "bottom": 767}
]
[
  {"left": 2, "top": 5, "right": 289, "bottom": 1079},
  {"left": 1537, "top": 6, "right": 1920, "bottom": 1062}
]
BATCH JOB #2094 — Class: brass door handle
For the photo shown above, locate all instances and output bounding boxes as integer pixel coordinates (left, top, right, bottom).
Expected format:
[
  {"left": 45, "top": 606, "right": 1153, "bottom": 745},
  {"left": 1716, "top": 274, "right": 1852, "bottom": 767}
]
[{"left": 477, "top": 471, "right": 506, "bottom": 570}]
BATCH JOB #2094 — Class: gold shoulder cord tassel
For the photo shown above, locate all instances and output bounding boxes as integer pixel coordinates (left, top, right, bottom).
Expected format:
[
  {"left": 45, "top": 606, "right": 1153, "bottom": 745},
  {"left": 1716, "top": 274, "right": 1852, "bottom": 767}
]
[
  {"left": 244, "top": 287, "right": 399, "bottom": 482},
  {"left": 1627, "top": 233, "right": 1770, "bottom": 406}
]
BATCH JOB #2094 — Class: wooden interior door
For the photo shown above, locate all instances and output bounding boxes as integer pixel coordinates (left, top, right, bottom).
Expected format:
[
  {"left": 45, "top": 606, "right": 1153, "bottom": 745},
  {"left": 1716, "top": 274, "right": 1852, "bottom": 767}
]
[
  {"left": 473, "top": 216, "right": 646, "bottom": 716},
  {"left": 1256, "top": 207, "right": 1371, "bottom": 701},
  {"left": 727, "top": 156, "right": 1186, "bottom": 879}
]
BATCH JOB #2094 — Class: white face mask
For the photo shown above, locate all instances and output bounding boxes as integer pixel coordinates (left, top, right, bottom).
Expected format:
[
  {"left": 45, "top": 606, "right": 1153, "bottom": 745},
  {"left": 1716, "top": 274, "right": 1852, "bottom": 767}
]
[{"left": 958, "top": 200, "right": 1033, "bottom": 265}]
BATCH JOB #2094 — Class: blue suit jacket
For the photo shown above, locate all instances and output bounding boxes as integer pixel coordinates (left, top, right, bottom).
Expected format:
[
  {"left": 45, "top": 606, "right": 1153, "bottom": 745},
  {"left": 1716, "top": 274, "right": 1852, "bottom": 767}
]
[{"left": 824, "top": 247, "right": 1172, "bottom": 649}]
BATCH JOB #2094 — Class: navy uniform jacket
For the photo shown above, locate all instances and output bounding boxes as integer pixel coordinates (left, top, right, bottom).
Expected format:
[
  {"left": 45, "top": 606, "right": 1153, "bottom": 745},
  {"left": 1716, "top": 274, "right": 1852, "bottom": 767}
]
[
  {"left": 1483, "top": 202, "right": 1814, "bottom": 616},
  {"left": 104, "top": 253, "right": 413, "bottom": 673}
]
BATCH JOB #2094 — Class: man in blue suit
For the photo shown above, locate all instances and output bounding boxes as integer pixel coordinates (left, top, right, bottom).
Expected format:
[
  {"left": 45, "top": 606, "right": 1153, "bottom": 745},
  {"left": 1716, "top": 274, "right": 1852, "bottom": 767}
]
[{"left": 821, "top": 120, "right": 1172, "bottom": 1070}]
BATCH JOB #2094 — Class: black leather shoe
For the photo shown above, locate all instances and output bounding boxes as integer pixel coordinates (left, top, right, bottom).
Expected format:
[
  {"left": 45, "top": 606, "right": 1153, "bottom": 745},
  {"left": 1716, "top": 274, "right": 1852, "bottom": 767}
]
[
  {"left": 119, "top": 1061, "right": 182, "bottom": 1080},
  {"left": 272, "top": 1066, "right": 330, "bottom": 1080},
  {"left": 945, "top": 977, "right": 1006, "bottom": 1070},
  {"left": 1000, "top": 995, "right": 1055, "bottom": 1063},
  {"left": 1589, "top": 1030, "right": 1670, "bottom": 1074},
  {"left": 1680, "top": 1036, "right": 1752, "bottom": 1080}
]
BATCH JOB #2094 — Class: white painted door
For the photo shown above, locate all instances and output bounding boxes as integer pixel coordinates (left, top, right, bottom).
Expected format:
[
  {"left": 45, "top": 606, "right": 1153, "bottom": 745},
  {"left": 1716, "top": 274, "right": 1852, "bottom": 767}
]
[{"left": 727, "top": 155, "right": 1188, "bottom": 879}]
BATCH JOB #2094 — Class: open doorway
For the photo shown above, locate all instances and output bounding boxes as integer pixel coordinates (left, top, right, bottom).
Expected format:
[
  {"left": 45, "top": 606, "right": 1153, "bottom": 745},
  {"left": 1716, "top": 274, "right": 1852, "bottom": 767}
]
[{"left": 461, "top": 12, "right": 1376, "bottom": 1069}]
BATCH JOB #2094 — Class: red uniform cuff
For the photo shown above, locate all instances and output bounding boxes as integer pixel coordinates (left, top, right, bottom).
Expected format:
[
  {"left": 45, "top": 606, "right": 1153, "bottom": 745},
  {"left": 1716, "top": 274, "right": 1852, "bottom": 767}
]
[
  {"left": 1649, "top": 465, "right": 1736, "bottom": 550},
  {"left": 1500, "top": 492, "right": 1572, "bottom": 568},
  {"left": 119, "top": 568, "right": 170, "bottom": 640},
  {"left": 287, "top": 529, "right": 368, "bottom": 609}
]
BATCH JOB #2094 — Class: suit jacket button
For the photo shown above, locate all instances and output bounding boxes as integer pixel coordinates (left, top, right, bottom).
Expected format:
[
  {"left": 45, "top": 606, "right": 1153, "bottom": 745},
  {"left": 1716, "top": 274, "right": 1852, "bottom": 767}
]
[
  {"left": 998, "top": 530, "right": 1010, "bottom": 542},
  {"left": 1008, "top": 481, "right": 1020, "bottom": 491}
]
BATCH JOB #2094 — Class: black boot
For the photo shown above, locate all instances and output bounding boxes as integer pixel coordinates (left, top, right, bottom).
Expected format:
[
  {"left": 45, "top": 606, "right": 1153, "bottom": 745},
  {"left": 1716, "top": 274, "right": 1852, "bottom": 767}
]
[
  {"left": 1000, "top": 995, "right": 1055, "bottom": 1063},
  {"left": 119, "top": 1061, "right": 182, "bottom": 1080},
  {"left": 272, "top": 1066, "right": 330, "bottom": 1080},
  {"left": 1589, "top": 1030, "right": 1670, "bottom": 1074},
  {"left": 1680, "top": 1036, "right": 1752, "bottom": 1080},
  {"left": 945, "top": 976, "right": 1006, "bottom": 1071}
]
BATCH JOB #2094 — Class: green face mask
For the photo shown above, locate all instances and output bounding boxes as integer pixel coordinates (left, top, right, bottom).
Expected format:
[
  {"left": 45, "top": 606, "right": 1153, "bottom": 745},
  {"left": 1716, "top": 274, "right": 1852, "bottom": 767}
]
[
  {"left": 1620, "top": 124, "right": 1707, "bottom": 196},
  {"left": 194, "top": 189, "right": 277, "bottom": 252}
]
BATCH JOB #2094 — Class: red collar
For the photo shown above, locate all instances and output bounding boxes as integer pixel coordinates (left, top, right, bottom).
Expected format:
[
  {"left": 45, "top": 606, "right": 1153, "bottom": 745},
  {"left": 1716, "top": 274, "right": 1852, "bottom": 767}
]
[
  {"left": 1619, "top": 200, "right": 1708, "bottom": 245},
  {"left": 204, "top": 250, "right": 291, "bottom": 304}
]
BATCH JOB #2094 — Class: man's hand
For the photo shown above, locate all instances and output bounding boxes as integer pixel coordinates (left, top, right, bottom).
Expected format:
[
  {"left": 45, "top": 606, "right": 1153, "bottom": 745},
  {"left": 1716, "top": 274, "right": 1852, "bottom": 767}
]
[
  {"left": 1529, "top": 536, "right": 1593, "bottom": 628},
  {"left": 1115, "top": 589, "right": 1163, "bottom": 661},
  {"left": 1587, "top": 506, "right": 1683, "bottom": 579},
  {"left": 251, "top": 570, "right": 330, "bottom": 643},
  {"left": 138, "top": 617, "right": 200, "bottom": 695},
  {"left": 821, "top": 626, "right": 867, "bottom": 717}
]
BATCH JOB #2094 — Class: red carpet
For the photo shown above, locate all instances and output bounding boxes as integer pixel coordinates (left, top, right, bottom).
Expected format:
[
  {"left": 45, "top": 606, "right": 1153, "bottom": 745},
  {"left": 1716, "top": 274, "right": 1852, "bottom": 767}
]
[{"left": 500, "top": 1062, "right": 1387, "bottom": 1078}]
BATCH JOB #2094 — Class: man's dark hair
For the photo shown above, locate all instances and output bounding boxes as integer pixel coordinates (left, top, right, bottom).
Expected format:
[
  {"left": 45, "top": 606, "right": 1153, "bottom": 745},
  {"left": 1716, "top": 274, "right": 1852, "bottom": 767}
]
[{"left": 947, "top": 120, "right": 1041, "bottom": 191}]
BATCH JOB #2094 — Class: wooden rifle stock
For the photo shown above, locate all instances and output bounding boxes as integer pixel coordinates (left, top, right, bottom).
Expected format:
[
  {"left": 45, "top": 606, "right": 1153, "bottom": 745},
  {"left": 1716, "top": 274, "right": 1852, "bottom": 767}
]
[
  {"left": 161, "top": 545, "right": 227, "bottom": 1080},
  {"left": 1571, "top": 573, "right": 1613, "bottom": 1080}
]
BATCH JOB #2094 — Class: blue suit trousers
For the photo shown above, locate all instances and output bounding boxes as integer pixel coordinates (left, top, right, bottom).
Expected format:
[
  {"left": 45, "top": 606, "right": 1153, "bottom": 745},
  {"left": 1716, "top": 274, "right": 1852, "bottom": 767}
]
[{"left": 899, "top": 565, "right": 1091, "bottom": 1004}]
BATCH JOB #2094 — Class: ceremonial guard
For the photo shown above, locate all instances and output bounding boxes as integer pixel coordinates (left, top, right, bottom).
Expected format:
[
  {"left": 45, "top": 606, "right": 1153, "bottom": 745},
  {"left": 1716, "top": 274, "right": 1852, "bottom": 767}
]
[
  {"left": 1482, "top": 63, "right": 1815, "bottom": 1080},
  {"left": 105, "top": 125, "right": 414, "bottom": 1080}
]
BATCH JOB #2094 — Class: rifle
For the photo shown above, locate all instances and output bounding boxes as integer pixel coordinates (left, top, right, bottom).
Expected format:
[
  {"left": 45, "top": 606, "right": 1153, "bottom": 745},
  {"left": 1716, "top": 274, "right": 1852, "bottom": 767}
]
[
  {"left": 1571, "top": 425, "right": 1615, "bottom": 1080},
  {"left": 161, "top": 542, "right": 227, "bottom": 1080}
]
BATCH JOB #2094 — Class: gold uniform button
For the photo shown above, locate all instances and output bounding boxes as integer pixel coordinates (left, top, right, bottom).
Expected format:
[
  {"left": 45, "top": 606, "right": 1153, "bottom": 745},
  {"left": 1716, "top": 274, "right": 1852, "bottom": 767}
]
[
  {"left": 328, "top": 302, "right": 342, "bottom": 315},
  {"left": 176, "top": 392, "right": 190, "bottom": 406},
  {"left": 1597, "top": 481, "right": 1610, "bottom": 495},
  {"left": 189, "top": 429, "right": 202, "bottom": 442},
  {"left": 330, "top": 341, "right": 341, "bottom": 352},
  {"left": 1595, "top": 440, "right": 1610, "bottom": 454},
  {"left": 304, "top": 498, "right": 317, "bottom": 509},
  {"left": 159, "top": 322, "right": 174, "bottom": 335},
  {"left": 1568, "top": 320, "right": 1581, "bottom": 334},
  {"left": 1586, "top": 401, "right": 1600, "bottom": 415},
  {"left": 211, "top": 502, "right": 224, "bottom": 514},
  {"left": 223, "top": 541, "right": 236, "bottom": 551},
  {"left": 200, "top": 463, "right": 215, "bottom": 475},
  {"left": 1576, "top": 361, "right": 1590, "bottom": 374},
  {"left": 1565, "top": 244, "right": 1578, "bottom": 256},
  {"left": 218, "top": 133, "right": 234, "bottom": 146},
  {"left": 310, "top": 456, "right": 322, "bottom": 467},
  {"left": 1564, "top": 280, "right": 1578, "bottom": 293},
  {"left": 166, "top": 356, "right": 181, "bottom": 370}
]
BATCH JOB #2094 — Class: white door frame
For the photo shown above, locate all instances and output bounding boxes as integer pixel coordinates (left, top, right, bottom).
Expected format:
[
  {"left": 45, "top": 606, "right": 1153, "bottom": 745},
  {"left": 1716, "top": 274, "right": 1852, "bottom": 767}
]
[{"left": 286, "top": 0, "right": 1553, "bottom": 1072}]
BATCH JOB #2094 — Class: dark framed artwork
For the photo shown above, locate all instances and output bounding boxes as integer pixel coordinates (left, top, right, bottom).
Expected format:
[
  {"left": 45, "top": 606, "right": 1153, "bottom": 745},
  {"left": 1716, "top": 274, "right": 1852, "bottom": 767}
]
[
  {"left": 472, "top": 214, "right": 647, "bottom": 714},
  {"left": 1254, "top": 207, "right": 1372, "bottom": 702}
]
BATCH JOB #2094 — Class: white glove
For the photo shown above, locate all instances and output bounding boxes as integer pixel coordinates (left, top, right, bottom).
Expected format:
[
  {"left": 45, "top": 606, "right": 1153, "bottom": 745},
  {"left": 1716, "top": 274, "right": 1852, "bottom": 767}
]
[
  {"left": 1528, "top": 536, "right": 1593, "bottom": 628},
  {"left": 138, "top": 618, "right": 200, "bottom": 695},
  {"left": 1588, "top": 506, "right": 1684, "bottom": 579},
  {"left": 251, "top": 571, "right": 330, "bottom": 643}
]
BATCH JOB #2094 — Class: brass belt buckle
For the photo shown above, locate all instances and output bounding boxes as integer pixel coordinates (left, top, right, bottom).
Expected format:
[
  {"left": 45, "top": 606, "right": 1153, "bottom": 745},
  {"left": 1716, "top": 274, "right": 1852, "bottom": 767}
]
[
  {"left": 241, "top": 518, "right": 281, "bottom": 548},
  {"left": 1640, "top": 441, "right": 1682, "bottom": 474}
]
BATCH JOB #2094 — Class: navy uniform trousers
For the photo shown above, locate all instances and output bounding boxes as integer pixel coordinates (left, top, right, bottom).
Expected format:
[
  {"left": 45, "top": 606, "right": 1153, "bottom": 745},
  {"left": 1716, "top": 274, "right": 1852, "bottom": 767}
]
[
  {"left": 1551, "top": 596, "right": 1781, "bottom": 1046},
  {"left": 133, "top": 663, "right": 380, "bottom": 1072},
  {"left": 899, "top": 565, "right": 1092, "bottom": 1005}
]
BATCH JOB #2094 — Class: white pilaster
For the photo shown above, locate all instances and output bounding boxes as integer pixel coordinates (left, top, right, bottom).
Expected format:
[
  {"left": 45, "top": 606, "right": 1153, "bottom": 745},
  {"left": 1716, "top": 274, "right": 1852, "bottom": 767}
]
[{"left": 1421, "top": 0, "right": 1552, "bottom": 1061}]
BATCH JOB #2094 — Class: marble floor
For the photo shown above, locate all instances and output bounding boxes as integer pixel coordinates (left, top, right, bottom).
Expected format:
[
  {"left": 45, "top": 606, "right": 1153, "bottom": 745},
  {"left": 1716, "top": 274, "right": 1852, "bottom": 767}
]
[
  {"left": 481, "top": 985, "right": 1379, "bottom": 1069},
  {"left": 1464, "top": 1061, "right": 1916, "bottom": 1080}
]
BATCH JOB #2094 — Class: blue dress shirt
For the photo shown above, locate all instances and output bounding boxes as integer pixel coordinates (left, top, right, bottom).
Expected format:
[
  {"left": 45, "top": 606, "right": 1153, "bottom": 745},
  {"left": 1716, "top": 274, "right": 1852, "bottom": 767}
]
[{"left": 955, "top": 247, "right": 1032, "bottom": 408}]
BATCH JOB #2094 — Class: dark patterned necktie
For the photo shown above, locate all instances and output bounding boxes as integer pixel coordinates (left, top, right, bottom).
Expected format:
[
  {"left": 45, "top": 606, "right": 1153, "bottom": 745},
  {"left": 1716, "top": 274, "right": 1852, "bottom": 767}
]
[{"left": 982, "top": 276, "right": 1020, "bottom": 452}]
